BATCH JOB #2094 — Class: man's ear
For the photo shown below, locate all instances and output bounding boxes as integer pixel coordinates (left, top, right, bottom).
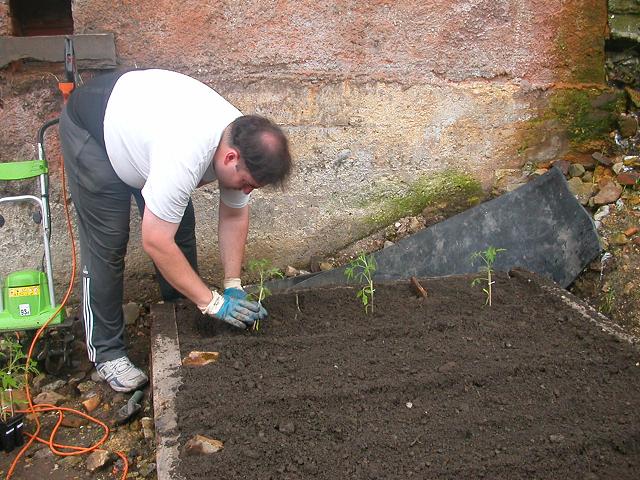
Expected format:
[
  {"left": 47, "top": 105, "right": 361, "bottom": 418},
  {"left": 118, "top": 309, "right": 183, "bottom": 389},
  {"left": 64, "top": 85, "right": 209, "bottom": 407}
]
[{"left": 223, "top": 147, "right": 240, "bottom": 166}]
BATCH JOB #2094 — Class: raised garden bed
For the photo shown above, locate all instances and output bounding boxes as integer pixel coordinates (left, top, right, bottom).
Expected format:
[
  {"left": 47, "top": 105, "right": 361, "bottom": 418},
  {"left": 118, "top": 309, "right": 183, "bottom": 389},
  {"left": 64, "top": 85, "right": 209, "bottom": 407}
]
[{"left": 172, "top": 270, "right": 640, "bottom": 479}]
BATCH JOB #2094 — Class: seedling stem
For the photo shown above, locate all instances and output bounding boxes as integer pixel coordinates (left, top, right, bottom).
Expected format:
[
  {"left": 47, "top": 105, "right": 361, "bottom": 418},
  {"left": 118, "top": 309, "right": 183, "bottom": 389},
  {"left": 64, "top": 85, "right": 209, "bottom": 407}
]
[
  {"left": 470, "top": 246, "right": 506, "bottom": 306},
  {"left": 344, "top": 253, "right": 377, "bottom": 314},
  {"left": 247, "top": 259, "right": 284, "bottom": 331}
]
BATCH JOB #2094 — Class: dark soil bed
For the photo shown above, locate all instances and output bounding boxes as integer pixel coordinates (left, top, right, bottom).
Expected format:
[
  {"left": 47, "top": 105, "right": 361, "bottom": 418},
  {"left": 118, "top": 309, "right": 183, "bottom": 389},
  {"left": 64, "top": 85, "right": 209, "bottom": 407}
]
[{"left": 175, "top": 271, "right": 640, "bottom": 479}]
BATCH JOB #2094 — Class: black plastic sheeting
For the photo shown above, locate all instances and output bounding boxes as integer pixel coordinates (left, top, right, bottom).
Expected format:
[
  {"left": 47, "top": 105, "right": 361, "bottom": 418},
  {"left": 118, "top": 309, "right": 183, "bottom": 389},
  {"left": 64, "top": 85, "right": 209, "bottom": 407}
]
[{"left": 269, "top": 166, "right": 601, "bottom": 292}]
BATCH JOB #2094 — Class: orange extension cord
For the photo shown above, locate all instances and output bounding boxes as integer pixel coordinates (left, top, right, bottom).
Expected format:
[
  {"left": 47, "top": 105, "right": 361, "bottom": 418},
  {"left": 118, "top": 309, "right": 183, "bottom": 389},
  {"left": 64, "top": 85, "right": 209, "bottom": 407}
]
[{"left": 5, "top": 124, "right": 129, "bottom": 479}]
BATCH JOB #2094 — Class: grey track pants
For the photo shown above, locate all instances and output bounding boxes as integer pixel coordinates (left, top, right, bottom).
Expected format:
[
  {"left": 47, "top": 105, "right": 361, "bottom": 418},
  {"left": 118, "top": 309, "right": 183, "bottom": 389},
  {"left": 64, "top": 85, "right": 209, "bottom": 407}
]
[{"left": 59, "top": 108, "right": 198, "bottom": 363}]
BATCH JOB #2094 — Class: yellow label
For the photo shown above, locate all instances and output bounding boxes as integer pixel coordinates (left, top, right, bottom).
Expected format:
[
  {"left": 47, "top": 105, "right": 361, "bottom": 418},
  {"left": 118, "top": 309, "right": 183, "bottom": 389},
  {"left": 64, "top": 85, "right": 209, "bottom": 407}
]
[{"left": 8, "top": 286, "right": 39, "bottom": 297}]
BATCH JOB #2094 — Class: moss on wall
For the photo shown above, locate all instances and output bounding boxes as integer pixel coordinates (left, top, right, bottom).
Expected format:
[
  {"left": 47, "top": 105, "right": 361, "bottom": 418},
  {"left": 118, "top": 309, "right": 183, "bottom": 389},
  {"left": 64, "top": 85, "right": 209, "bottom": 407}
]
[
  {"left": 362, "top": 171, "right": 484, "bottom": 229},
  {"left": 518, "top": 87, "right": 627, "bottom": 159},
  {"left": 548, "top": 88, "right": 626, "bottom": 147}
]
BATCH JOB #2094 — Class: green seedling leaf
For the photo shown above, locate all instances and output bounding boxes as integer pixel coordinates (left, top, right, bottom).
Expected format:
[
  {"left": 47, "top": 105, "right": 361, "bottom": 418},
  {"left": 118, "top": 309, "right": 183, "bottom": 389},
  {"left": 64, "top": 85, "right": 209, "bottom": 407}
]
[
  {"left": 0, "top": 334, "right": 40, "bottom": 421},
  {"left": 247, "top": 258, "right": 284, "bottom": 331},
  {"left": 470, "top": 247, "right": 506, "bottom": 307},
  {"left": 344, "top": 253, "right": 377, "bottom": 314}
]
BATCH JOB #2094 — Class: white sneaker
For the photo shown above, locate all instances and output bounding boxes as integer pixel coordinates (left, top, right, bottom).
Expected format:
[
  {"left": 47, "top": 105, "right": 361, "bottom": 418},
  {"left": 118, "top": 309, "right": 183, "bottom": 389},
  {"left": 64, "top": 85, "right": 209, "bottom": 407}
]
[{"left": 95, "top": 356, "right": 148, "bottom": 393}]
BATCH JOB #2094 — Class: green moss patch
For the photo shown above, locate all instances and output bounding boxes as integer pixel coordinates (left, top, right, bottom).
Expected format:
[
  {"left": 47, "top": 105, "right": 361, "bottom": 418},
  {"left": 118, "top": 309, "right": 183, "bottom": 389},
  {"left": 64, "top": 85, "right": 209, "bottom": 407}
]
[
  {"left": 548, "top": 88, "right": 626, "bottom": 146},
  {"left": 363, "top": 171, "right": 483, "bottom": 229}
]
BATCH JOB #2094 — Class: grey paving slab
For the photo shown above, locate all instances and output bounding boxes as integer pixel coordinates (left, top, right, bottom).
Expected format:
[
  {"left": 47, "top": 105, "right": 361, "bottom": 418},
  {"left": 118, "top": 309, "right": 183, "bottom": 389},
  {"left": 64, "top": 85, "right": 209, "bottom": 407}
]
[
  {"left": 150, "top": 302, "right": 185, "bottom": 480},
  {"left": 0, "top": 33, "right": 116, "bottom": 68}
]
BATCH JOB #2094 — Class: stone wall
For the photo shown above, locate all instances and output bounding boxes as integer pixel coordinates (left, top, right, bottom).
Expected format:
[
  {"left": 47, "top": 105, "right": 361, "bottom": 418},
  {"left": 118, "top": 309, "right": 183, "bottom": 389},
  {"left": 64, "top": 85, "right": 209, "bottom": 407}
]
[
  {"left": 606, "top": 0, "right": 640, "bottom": 88},
  {"left": 0, "top": 0, "right": 609, "bottom": 298}
]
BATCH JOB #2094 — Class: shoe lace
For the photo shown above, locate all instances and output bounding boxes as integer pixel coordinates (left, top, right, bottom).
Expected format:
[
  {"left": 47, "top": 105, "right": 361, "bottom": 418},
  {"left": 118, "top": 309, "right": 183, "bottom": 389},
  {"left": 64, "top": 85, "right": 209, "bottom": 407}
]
[{"left": 102, "top": 357, "right": 133, "bottom": 376}]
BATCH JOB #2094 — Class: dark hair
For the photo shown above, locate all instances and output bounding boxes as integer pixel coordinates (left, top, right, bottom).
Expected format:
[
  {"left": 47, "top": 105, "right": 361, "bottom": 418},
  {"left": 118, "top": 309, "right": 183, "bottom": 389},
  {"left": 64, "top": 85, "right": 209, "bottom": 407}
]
[{"left": 229, "top": 115, "right": 292, "bottom": 187}]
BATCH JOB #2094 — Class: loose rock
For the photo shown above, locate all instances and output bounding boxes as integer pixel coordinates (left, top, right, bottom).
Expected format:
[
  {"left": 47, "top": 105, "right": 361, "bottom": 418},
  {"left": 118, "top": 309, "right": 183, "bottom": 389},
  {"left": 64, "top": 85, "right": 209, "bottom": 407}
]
[
  {"left": 32, "top": 447, "right": 54, "bottom": 461},
  {"left": 278, "top": 421, "right": 296, "bottom": 434},
  {"left": 319, "top": 261, "right": 333, "bottom": 271},
  {"left": 566, "top": 178, "right": 595, "bottom": 205},
  {"left": 592, "top": 152, "right": 612, "bottom": 166},
  {"left": 82, "top": 393, "right": 102, "bottom": 413},
  {"left": 182, "top": 351, "right": 220, "bottom": 367},
  {"left": 309, "top": 255, "right": 323, "bottom": 273},
  {"left": 123, "top": 302, "right": 140, "bottom": 326},
  {"left": 568, "top": 163, "right": 585, "bottom": 178},
  {"left": 184, "top": 434, "right": 224, "bottom": 455},
  {"left": 86, "top": 449, "right": 111, "bottom": 472},
  {"left": 593, "top": 205, "right": 611, "bottom": 224},
  {"left": 552, "top": 159, "right": 570, "bottom": 175},
  {"left": 612, "top": 162, "right": 625, "bottom": 175},
  {"left": 41, "top": 379, "right": 66, "bottom": 392},
  {"left": 624, "top": 227, "right": 639, "bottom": 237},
  {"left": 33, "top": 391, "right": 66, "bottom": 406},
  {"left": 77, "top": 380, "right": 97, "bottom": 394},
  {"left": 623, "top": 156, "right": 640, "bottom": 168},
  {"left": 285, "top": 265, "right": 299, "bottom": 277},
  {"left": 592, "top": 182, "right": 623, "bottom": 206},
  {"left": 61, "top": 415, "right": 89, "bottom": 428},
  {"left": 141, "top": 417, "right": 154, "bottom": 440},
  {"left": 617, "top": 171, "right": 640, "bottom": 185},
  {"left": 59, "top": 455, "right": 83, "bottom": 467},
  {"left": 610, "top": 233, "right": 629, "bottom": 246},
  {"left": 32, "top": 373, "right": 50, "bottom": 392}
]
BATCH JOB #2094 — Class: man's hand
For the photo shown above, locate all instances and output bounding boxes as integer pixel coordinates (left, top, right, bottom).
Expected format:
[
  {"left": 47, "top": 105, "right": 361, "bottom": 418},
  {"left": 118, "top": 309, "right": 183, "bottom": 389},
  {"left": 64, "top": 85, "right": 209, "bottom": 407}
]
[
  {"left": 199, "top": 290, "right": 263, "bottom": 329},
  {"left": 216, "top": 294, "right": 262, "bottom": 328},
  {"left": 223, "top": 285, "right": 268, "bottom": 320}
]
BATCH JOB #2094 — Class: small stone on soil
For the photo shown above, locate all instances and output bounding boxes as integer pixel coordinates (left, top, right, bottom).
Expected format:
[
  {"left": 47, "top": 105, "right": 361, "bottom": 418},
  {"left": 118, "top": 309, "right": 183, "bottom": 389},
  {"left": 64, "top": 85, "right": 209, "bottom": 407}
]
[
  {"left": 123, "top": 302, "right": 141, "bottom": 326},
  {"left": 33, "top": 391, "right": 66, "bottom": 406},
  {"left": 41, "top": 379, "right": 66, "bottom": 392},
  {"left": 592, "top": 152, "right": 612, "bottom": 166},
  {"left": 593, "top": 181, "right": 623, "bottom": 205},
  {"left": 61, "top": 415, "right": 89, "bottom": 428},
  {"left": 140, "top": 417, "right": 154, "bottom": 440},
  {"left": 285, "top": 265, "right": 299, "bottom": 277},
  {"left": 182, "top": 350, "right": 220, "bottom": 366},
  {"left": 278, "top": 421, "right": 296, "bottom": 434},
  {"left": 85, "top": 449, "right": 111, "bottom": 472},
  {"left": 82, "top": 393, "right": 102, "bottom": 413},
  {"left": 77, "top": 380, "right": 97, "bottom": 393},
  {"left": 185, "top": 435, "right": 224, "bottom": 455}
]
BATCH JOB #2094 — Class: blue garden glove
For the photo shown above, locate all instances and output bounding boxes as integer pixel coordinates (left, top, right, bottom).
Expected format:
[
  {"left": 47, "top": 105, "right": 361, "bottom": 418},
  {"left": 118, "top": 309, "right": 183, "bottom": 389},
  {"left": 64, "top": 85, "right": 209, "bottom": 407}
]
[
  {"left": 223, "top": 287, "right": 248, "bottom": 299},
  {"left": 199, "top": 290, "right": 261, "bottom": 329},
  {"left": 223, "top": 280, "right": 268, "bottom": 320}
]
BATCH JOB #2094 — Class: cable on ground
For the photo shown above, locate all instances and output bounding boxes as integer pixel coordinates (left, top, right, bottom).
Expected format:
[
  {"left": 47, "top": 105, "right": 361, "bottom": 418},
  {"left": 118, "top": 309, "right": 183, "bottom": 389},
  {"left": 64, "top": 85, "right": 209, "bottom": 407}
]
[{"left": 5, "top": 122, "right": 129, "bottom": 480}]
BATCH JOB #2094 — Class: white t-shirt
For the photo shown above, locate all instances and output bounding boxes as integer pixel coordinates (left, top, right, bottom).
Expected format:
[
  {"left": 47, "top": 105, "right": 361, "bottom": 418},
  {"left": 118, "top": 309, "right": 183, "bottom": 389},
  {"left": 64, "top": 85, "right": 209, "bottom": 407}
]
[{"left": 103, "top": 69, "right": 250, "bottom": 223}]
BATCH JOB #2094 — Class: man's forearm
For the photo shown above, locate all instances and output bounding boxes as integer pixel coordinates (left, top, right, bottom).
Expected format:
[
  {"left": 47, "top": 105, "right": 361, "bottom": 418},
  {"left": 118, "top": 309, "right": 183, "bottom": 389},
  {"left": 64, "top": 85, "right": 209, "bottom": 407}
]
[
  {"left": 150, "top": 242, "right": 212, "bottom": 308},
  {"left": 142, "top": 207, "right": 212, "bottom": 308}
]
